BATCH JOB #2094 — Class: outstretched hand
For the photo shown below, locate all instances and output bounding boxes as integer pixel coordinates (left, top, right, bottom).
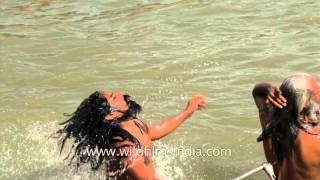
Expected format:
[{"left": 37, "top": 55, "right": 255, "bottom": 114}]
[
  {"left": 186, "top": 95, "right": 207, "bottom": 112},
  {"left": 266, "top": 86, "right": 287, "bottom": 109},
  {"left": 148, "top": 95, "right": 207, "bottom": 140}
]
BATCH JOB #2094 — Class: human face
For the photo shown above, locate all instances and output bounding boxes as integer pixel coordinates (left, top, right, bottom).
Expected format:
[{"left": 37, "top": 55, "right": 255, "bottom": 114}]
[{"left": 101, "top": 91, "right": 129, "bottom": 120}]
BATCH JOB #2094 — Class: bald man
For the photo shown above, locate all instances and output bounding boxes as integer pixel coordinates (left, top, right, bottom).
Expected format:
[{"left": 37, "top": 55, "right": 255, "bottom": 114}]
[{"left": 252, "top": 74, "right": 320, "bottom": 180}]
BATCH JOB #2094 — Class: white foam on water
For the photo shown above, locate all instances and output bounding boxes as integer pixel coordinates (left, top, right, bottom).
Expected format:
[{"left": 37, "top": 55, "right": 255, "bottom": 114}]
[
  {"left": 153, "top": 141, "right": 186, "bottom": 180},
  {"left": 0, "top": 120, "right": 188, "bottom": 179}
]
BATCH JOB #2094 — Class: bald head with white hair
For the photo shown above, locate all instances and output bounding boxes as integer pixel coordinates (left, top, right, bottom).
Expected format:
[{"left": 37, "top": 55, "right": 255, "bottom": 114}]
[{"left": 279, "top": 74, "right": 320, "bottom": 127}]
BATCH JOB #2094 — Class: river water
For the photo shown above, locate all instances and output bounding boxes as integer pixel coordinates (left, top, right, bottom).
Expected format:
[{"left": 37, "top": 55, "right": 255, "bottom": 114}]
[{"left": 1, "top": 0, "right": 319, "bottom": 179}]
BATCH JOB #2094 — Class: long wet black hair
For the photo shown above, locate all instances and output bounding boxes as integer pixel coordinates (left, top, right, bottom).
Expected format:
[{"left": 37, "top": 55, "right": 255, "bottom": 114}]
[
  {"left": 57, "top": 91, "right": 142, "bottom": 171},
  {"left": 257, "top": 77, "right": 319, "bottom": 163}
]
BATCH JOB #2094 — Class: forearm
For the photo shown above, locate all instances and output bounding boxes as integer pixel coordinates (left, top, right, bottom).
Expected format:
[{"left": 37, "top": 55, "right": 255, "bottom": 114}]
[
  {"left": 253, "top": 83, "right": 281, "bottom": 176},
  {"left": 254, "top": 86, "right": 279, "bottom": 175},
  {"left": 148, "top": 109, "right": 194, "bottom": 140}
]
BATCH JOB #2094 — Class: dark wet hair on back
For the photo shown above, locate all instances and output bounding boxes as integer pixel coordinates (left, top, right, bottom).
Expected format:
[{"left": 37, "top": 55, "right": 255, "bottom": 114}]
[
  {"left": 57, "top": 91, "right": 142, "bottom": 171},
  {"left": 257, "top": 78, "right": 315, "bottom": 163},
  {"left": 266, "top": 80, "right": 300, "bottom": 163}
]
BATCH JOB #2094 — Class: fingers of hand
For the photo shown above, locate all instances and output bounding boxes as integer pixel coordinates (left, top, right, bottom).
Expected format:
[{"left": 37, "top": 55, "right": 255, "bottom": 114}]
[
  {"left": 198, "top": 102, "right": 207, "bottom": 110},
  {"left": 190, "top": 95, "right": 206, "bottom": 110},
  {"left": 192, "top": 95, "right": 204, "bottom": 100},
  {"left": 267, "top": 95, "right": 287, "bottom": 109},
  {"left": 267, "top": 88, "right": 287, "bottom": 108},
  {"left": 267, "top": 96, "right": 283, "bottom": 108},
  {"left": 277, "top": 96, "right": 287, "bottom": 106},
  {"left": 274, "top": 87, "right": 287, "bottom": 104},
  {"left": 279, "top": 95, "right": 287, "bottom": 103}
]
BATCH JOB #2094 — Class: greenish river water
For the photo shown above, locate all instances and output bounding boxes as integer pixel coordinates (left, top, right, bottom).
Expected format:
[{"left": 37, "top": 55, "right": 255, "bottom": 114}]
[{"left": 0, "top": 0, "right": 319, "bottom": 179}]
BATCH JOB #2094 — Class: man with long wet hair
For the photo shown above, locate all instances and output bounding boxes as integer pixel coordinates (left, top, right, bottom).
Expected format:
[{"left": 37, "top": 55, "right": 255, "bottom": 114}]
[
  {"left": 252, "top": 74, "right": 320, "bottom": 180},
  {"left": 57, "top": 91, "right": 206, "bottom": 179}
]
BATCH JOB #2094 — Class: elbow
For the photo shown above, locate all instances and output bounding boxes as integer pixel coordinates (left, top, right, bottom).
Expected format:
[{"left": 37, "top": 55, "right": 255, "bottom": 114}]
[
  {"left": 252, "top": 83, "right": 271, "bottom": 97},
  {"left": 151, "top": 136, "right": 161, "bottom": 141},
  {"left": 149, "top": 130, "right": 164, "bottom": 141},
  {"left": 147, "top": 125, "right": 165, "bottom": 141},
  {"left": 149, "top": 132, "right": 164, "bottom": 141},
  {"left": 252, "top": 85, "right": 259, "bottom": 98}
]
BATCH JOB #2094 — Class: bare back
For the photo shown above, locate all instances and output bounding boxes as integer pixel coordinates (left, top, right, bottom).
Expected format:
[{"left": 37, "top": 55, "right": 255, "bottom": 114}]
[{"left": 279, "top": 128, "right": 320, "bottom": 180}]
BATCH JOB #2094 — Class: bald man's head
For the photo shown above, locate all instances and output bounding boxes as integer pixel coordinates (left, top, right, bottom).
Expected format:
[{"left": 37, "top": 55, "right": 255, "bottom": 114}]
[{"left": 280, "top": 74, "right": 320, "bottom": 127}]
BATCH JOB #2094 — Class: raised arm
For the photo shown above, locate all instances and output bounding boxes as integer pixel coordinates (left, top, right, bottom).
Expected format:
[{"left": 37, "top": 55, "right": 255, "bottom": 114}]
[
  {"left": 147, "top": 95, "right": 206, "bottom": 140},
  {"left": 253, "top": 83, "right": 286, "bottom": 110},
  {"left": 252, "top": 83, "right": 287, "bottom": 176}
]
